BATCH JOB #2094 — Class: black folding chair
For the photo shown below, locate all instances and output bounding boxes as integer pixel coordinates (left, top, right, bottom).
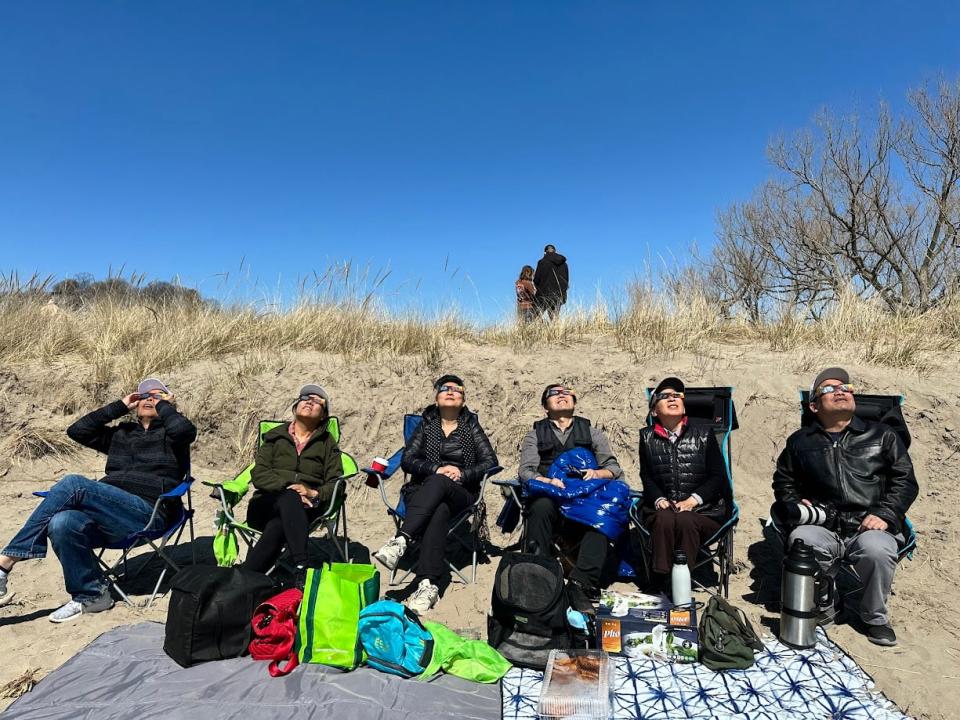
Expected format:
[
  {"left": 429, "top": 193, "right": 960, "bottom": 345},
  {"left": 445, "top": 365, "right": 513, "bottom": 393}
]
[
  {"left": 769, "top": 391, "right": 918, "bottom": 561},
  {"left": 628, "top": 386, "right": 740, "bottom": 597}
]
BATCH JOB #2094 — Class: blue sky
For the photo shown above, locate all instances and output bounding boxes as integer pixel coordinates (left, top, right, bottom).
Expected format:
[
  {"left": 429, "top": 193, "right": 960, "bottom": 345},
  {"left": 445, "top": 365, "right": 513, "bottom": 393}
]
[{"left": 2, "top": 2, "right": 959, "bottom": 320}]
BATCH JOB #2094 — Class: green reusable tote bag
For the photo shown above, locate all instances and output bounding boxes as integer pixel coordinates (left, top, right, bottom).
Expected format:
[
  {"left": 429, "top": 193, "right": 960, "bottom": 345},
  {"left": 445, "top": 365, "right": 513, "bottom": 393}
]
[{"left": 296, "top": 563, "right": 380, "bottom": 669}]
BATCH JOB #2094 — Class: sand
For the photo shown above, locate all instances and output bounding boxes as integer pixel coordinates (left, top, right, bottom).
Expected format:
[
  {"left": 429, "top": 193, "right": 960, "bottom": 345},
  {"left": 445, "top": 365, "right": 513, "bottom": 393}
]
[{"left": 1, "top": 340, "right": 959, "bottom": 718}]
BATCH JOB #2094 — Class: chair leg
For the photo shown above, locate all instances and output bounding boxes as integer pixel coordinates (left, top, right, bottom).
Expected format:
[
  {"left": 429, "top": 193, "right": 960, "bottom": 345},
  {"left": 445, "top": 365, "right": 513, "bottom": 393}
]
[{"left": 340, "top": 507, "right": 350, "bottom": 563}]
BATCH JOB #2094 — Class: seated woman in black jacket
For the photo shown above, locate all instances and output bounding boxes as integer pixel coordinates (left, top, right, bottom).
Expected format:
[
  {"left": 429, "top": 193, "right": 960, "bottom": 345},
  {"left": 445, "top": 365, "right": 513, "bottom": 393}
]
[
  {"left": 373, "top": 374, "right": 498, "bottom": 614},
  {"left": 638, "top": 377, "right": 728, "bottom": 588}
]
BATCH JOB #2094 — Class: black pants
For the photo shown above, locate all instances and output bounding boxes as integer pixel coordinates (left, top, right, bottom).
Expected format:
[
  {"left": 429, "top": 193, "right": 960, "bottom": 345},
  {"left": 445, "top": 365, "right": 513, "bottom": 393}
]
[
  {"left": 399, "top": 474, "right": 476, "bottom": 583},
  {"left": 523, "top": 496, "right": 609, "bottom": 590},
  {"left": 241, "top": 489, "right": 325, "bottom": 573},
  {"left": 644, "top": 508, "right": 720, "bottom": 575}
]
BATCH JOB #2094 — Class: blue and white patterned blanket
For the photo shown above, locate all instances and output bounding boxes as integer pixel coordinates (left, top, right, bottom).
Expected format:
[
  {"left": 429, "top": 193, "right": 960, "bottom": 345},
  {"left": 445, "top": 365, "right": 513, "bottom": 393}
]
[{"left": 501, "top": 629, "right": 911, "bottom": 720}]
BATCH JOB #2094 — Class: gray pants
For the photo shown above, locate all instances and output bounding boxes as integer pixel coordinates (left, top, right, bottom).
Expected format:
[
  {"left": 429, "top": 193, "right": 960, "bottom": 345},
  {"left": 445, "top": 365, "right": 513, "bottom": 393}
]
[{"left": 788, "top": 525, "right": 903, "bottom": 626}]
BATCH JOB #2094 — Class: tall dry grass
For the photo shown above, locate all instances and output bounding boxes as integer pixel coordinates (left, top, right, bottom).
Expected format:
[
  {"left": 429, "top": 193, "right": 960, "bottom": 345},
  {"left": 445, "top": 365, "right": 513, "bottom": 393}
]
[{"left": 2, "top": 272, "right": 959, "bottom": 401}]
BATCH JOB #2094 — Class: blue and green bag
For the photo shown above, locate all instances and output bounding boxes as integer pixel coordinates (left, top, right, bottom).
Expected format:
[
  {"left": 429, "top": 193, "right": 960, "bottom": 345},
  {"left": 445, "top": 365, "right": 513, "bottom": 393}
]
[{"left": 358, "top": 600, "right": 434, "bottom": 678}]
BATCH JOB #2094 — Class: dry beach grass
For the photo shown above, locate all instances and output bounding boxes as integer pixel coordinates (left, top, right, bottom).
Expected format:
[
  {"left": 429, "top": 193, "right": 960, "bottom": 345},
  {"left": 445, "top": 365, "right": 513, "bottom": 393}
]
[{"left": 1, "top": 282, "right": 960, "bottom": 717}]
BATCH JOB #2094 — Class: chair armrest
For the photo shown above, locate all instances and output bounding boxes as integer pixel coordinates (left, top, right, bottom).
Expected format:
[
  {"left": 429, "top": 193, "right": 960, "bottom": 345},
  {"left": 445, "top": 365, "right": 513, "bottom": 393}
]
[
  {"left": 33, "top": 491, "right": 49, "bottom": 498},
  {"left": 491, "top": 478, "right": 522, "bottom": 488},
  {"left": 481, "top": 465, "right": 504, "bottom": 480},
  {"left": 361, "top": 447, "right": 405, "bottom": 483},
  {"left": 159, "top": 480, "right": 192, "bottom": 499}
]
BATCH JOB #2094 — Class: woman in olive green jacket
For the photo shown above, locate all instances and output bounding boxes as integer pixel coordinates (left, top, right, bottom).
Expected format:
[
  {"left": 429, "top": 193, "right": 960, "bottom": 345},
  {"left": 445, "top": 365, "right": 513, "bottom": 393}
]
[{"left": 241, "top": 384, "right": 342, "bottom": 576}]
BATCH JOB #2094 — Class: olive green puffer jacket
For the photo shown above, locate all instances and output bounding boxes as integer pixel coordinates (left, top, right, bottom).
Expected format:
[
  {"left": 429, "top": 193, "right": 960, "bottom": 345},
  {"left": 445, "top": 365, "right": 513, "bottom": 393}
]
[{"left": 250, "top": 423, "right": 343, "bottom": 506}]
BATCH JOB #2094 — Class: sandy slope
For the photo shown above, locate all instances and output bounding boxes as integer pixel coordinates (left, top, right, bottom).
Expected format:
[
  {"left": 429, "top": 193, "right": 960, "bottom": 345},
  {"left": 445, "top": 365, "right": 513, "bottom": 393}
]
[{"left": 1, "top": 340, "right": 959, "bottom": 717}]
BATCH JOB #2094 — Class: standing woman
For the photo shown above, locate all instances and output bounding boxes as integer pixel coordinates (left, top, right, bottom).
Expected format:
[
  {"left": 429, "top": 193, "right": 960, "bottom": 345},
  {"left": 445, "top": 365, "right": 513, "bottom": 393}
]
[
  {"left": 515, "top": 265, "right": 537, "bottom": 323},
  {"left": 241, "top": 384, "right": 343, "bottom": 583},
  {"left": 373, "top": 374, "right": 498, "bottom": 614},
  {"left": 638, "top": 377, "right": 729, "bottom": 593}
]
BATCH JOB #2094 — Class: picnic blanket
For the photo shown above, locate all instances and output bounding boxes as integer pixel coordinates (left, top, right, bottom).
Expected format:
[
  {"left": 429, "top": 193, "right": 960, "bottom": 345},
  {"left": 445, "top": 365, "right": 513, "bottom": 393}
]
[
  {"left": 3, "top": 622, "right": 500, "bottom": 720},
  {"left": 501, "top": 628, "right": 912, "bottom": 720}
]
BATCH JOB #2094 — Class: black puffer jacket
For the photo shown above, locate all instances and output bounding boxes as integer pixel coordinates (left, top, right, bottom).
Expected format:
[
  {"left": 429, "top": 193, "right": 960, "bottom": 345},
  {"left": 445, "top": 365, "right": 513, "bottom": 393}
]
[
  {"left": 638, "top": 422, "right": 729, "bottom": 522},
  {"left": 401, "top": 405, "right": 499, "bottom": 494},
  {"left": 773, "top": 415, "right": 918, "bottom": 536}
]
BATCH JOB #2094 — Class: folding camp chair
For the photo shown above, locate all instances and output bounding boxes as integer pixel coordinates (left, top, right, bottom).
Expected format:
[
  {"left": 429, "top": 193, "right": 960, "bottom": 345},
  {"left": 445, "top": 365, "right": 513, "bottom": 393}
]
[
  {"left": 363, "top": 413, "right": 503, "bottom": 585},
  {"left": 204, "top": 418, "right": 359, "bottom": 569},
  {"left": 628, "top": 386, "right": 740, "bottom": 598},
  {"left": 767, "top": 391, "right": 919, "bottom": 562},
  {"left": 33, "top": 472, "right": 196, "bottom": 608}
]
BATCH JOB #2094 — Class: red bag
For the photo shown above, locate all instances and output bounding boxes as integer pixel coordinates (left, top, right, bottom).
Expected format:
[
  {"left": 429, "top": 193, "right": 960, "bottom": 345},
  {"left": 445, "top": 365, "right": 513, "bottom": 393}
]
[{"left": 250, "top": 588, "right": 302, "bottom": 677}]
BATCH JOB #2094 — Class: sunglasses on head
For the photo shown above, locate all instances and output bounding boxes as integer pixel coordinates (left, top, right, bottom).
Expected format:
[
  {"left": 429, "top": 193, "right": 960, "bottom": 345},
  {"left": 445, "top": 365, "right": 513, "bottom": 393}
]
[
  {"left": 545, "top": 387, "right": 575, "bottom": 399},
  {"left": 437, "top": 384, "right": 465, "bottom": 395},
  {"left": 654, "top": 391, "right": 685, "bottom": 402},
  {"left": 816, "top": 383, "right": 855, "bottom": 397},
  {"left": 298, "top": 394, "right": 326, "bottom": 404}
]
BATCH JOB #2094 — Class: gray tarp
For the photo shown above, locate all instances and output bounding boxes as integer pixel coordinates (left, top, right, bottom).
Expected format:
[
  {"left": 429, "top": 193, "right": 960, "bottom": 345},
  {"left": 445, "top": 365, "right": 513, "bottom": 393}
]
[{"left": 3, "top": 622, "right": 501, "bottom": 720}]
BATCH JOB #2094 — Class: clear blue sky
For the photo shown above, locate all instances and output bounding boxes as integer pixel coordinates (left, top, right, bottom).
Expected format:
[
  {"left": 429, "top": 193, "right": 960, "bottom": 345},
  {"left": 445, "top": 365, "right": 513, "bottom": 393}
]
[{"left": 2, "top": 2, "right": 958, "bottom": 320}]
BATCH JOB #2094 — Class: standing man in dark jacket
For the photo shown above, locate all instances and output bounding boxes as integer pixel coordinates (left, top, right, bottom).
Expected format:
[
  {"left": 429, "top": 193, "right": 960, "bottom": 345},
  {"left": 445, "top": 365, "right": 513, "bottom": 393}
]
[
  {"left": 639, "top": 377, "right": 729, "bottom": 587},
  {"left": 773, "top": 367, "right": 919, "bottom": 647},
  {"left": 533, "top": 245, "right": 569, "bottom": 320},
  {"left": 517, "top": 383, "right": 623, "bottom": 609},
  {"left": 373, "top": 374, "right": 499, "bottom": 614},
  {"left": 0, "top": 378, "right": 196, "bottom": 622}
]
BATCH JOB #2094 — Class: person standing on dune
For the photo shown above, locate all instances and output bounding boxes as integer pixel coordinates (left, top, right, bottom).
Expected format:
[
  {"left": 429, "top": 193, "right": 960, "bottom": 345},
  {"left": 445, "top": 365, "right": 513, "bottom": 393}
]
[{"left": 533, "top": 245, "right": 569, "bottom": 320}]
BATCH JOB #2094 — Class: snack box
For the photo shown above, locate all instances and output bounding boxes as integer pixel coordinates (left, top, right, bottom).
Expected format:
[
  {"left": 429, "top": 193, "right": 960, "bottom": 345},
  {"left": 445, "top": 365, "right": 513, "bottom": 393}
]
[
  {"left": 538, "top": 649, "right": 612, "bottom": 720},
  {"left": 597, "top": 591, "right": 699, "bottom": 663}
]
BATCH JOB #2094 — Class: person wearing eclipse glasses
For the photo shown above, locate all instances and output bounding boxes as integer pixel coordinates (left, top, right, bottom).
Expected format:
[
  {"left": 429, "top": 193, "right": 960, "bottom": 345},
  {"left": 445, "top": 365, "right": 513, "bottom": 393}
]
[
  {"left": 0, "top": 378, "right": 196, "bottom": 623},
  {"left": 517, "top": 383, "right": 624, "bottom": 610},
  {"left": 773, "top": 367, "right": 918, "bottom": 647},
  {"left": 240, "top": 384, "right": 343, "bottom": 584},
  {"left": 373, "top": 374, "right": 498, "bottom": 614},
  {"left": 638, "top": 377, "right": 730, "bottom": 592}
]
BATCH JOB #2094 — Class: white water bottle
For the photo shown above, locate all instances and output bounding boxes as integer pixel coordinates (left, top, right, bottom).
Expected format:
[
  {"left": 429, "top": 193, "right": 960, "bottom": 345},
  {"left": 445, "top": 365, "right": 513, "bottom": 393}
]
[{"left": 671, "top": 549, "right": 692, "bottom": 606}]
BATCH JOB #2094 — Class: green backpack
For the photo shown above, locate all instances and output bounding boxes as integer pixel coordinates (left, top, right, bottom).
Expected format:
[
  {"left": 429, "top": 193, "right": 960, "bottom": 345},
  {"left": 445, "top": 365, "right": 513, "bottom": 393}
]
[{"left": 698, "top": 595, "right": 764, "bottom": 671}]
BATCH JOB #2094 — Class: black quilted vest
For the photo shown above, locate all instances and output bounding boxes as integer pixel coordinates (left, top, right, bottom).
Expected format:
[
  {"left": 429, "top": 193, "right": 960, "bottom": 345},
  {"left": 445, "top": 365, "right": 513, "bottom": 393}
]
[
  {"left": 534, "top": 416, "right": 594, "bottom": 475},
  {"left": 638, "top": 423, "right": 728, "bottom": 521}
]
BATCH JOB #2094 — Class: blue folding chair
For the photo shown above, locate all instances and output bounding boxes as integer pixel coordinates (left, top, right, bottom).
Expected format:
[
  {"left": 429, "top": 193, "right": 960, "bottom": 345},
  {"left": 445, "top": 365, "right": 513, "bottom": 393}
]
[
  {"left": 628, "top": 386, "right": 740, "bottom": 597},
  {"left": 34, "top": 472, "right": 195, "bottom": 608},
  {"left": 768, "top": 391, "right": 918, "bottom": 562},
  {"left": 364, "top": 413, "right": 502, "bottom": 585}
]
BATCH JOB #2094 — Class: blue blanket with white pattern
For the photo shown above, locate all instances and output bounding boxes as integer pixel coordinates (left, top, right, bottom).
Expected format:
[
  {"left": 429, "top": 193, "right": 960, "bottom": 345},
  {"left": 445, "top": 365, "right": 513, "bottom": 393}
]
[{"left": 501, "top": 629, "right": 911, "bottom": 720}]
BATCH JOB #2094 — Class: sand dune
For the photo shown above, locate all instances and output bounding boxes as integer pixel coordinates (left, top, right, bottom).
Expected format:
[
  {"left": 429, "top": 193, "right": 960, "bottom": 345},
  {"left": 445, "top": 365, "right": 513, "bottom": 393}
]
[{"left": 1, "top": 340, "right": 958, "bottom": 718}]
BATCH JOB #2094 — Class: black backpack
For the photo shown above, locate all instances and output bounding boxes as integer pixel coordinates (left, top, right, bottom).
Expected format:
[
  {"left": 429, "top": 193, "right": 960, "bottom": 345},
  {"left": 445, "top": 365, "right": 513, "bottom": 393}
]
[
  {"left": 164, "top": 566, "right": 277, "bottom": 668},
  {"left": 487, "top": 553, "right": 573, "bottom": 670}
]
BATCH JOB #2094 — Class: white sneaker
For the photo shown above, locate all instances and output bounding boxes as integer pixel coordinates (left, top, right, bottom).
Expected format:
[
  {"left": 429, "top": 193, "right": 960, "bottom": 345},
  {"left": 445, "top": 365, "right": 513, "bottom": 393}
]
[
  {"left": 49, "top": 589, "right": 114, "bottom": 623},
  {"left": 0, "top": 569, "right": 14, "bottom": 608},
  {"left": 373, "top": 535, "right": 407, "bottom": 572},
  {"left": 406, "top": 579, "right": 439, "bottom": 615}
]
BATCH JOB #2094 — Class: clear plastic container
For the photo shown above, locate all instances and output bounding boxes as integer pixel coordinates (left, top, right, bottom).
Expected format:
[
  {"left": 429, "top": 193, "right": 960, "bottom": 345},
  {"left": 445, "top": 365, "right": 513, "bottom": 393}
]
[{"left": 537, "top": 649, "right": 612, "bottom": 720}]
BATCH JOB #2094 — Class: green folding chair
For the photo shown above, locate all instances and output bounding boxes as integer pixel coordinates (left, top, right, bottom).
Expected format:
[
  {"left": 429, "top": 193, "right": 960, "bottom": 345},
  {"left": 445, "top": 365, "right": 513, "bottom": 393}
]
[{"left": 204, "top": 418, "right": 359, "bottom": 569}]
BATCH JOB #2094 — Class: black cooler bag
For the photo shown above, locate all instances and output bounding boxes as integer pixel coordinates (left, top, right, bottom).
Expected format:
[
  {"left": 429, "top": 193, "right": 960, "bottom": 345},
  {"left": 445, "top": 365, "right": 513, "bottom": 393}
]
[
  {"left": 164, "top": 566, "right": 276, "bottom": 667},
  {"left": 487, "top": 552, "right": 573, "bottom": 669}
]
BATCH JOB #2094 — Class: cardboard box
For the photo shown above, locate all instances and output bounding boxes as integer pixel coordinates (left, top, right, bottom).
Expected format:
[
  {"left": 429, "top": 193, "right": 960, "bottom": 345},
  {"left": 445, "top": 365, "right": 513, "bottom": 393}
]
[{"left": 596, "top": 591, "right": 699, "bottom": 663}]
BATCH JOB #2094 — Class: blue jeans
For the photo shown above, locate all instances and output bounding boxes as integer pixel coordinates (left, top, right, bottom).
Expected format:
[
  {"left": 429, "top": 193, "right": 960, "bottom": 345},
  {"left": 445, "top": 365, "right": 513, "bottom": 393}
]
[{"left": 2, "top": 474, "right": 162, "bottom": 601}]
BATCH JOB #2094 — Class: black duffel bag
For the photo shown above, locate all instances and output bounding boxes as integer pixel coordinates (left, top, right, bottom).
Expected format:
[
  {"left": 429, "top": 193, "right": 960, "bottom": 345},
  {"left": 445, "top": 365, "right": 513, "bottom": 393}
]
[
  {"left": 487, "top": 552, "right": 574, "bottom": 670},
  {"left": 164, "top": 566, "right": 276, "bottom": 667}
]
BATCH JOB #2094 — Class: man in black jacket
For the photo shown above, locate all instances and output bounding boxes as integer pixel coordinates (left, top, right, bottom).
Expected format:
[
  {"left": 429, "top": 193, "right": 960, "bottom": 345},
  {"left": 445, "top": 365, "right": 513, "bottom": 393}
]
[
  {"left": 517, "top": 383, "right": 623, "bottom": 609},
  {"left": 773, "top": 367, "right": 918, "bottom": 647},
  {"left": 0, "top": 378, "right": 196, "bottom": 623},
  {"left": 533, "top": 245, "right": 569, "bottom": 320}
]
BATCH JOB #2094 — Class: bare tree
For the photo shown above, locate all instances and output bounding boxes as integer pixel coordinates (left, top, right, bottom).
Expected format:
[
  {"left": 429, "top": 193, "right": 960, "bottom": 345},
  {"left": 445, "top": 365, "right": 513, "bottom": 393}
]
[{"left": 708, "top": 76, "right": 960, "bottom": 318}]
